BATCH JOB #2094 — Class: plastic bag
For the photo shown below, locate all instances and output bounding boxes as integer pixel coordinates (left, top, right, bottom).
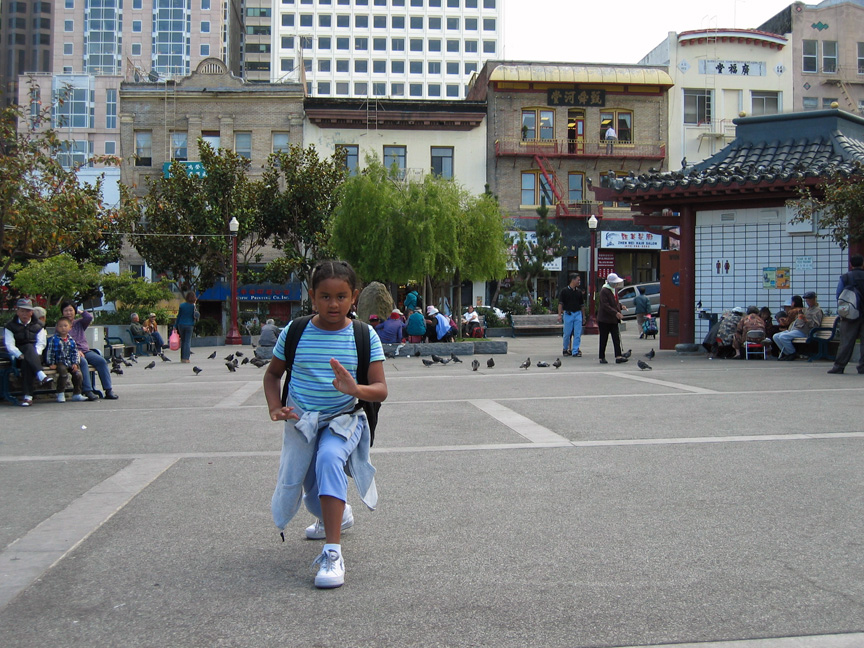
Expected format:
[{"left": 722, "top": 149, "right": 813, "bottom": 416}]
[{"left": 169, "top": 329, "right": 181, "bottom": 351}]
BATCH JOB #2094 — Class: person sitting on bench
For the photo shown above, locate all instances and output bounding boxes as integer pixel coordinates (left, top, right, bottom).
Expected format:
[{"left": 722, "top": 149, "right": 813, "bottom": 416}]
[{"left": 3, "top": 298, "right": 52, "bottom": 407}]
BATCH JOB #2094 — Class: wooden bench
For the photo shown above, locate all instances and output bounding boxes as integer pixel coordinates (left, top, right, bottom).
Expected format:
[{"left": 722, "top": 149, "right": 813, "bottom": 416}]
[
  {"left": 1, "top": 355, "right": 98, "bottom": 406},
  {"left": 510, "top": 314, "right": 564, "bottom": 337},
  {"left": 792, "top": 315, "right": 840, "bottom": 362}
]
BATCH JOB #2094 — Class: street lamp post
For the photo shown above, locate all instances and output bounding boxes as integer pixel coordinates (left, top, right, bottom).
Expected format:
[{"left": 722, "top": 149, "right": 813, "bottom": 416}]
[
  {"left": 225, "top": 216, "right": 242, "bottom": 345},
  {"left": 584, "top": 214, "right": 599, "bottom": 334}
]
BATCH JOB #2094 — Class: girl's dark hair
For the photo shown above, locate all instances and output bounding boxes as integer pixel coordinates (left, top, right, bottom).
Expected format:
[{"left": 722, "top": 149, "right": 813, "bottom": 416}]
[
  {"left": 791, "top": 295, "right": 804, "bottom": 308},
  {"left": 60, "top": 300, "right": 76, "bottom": 312},
  {"left": 185, "top": 291, "right": 196, "bottom": 303},
  {"left": 311, "top": 260, "right": 357, "bottom": 292}
]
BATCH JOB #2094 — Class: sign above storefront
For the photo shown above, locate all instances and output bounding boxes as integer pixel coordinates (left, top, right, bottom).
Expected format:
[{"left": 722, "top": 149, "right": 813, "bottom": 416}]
[
  {"left": 600, "top": 231, "right": 662, "bottom": 249},
  {"left": 546, "top": 88, "right": 606, "bottom": 108}
]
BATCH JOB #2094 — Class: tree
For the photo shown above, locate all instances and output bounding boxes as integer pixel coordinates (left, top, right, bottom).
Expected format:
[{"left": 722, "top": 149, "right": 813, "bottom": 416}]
[
  {"left": 330, "top": 157, "right": 508, "bottom": 303},
  {"left": 126, "top": 141, "right": 263, "bottom": 292},
  {"left": 9, "top": 254, "right": 103, "bottom": 306},
  {"left": 101, "top": 271, "right": 174, "bottom": 311},
  {"left": 0, "top": 83, "right": 130, "bottom": 282},
  {"left": 258, "top": 144, "right": 347, "bottom": 284},
  {"left": 512, "top": 197, "right": 565, "bottom": 305},
  {"left": 790, "top": 173, "right": 864, "bottom": 251}
]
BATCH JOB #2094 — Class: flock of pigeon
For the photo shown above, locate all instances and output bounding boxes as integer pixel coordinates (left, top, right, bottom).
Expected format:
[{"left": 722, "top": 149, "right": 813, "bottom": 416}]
[
  {"left": 388, "top": 344, "right": 657, "bottom": 371},
  {"left": 109, "top": 347, "right": 269, "bottom": 377}
]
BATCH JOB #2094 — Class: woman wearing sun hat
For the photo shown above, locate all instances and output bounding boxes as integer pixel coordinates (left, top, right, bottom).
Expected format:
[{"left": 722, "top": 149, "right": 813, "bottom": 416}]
[{"left": 597, "top": 273, "right": 628, "bottom": 365}]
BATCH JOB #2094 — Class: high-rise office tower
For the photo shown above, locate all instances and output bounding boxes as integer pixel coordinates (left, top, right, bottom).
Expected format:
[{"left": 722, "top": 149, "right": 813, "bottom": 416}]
[
  {"left": 270, "top": 0, "right": 502, "bottom": 99},
  {"left": 17, "top": 0, "right": 242, "bottom": 166},
  {"left": 1, "top": 1, "right": 54, "bottom": 105}
]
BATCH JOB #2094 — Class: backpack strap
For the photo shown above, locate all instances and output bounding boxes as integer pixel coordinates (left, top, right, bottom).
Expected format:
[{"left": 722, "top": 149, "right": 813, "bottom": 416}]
[
  {"left": 280, "top": 315, "right": 313, "bottom": 406},
  {"left": 352, "top": 319, "right": 371, "bottom": 387}
]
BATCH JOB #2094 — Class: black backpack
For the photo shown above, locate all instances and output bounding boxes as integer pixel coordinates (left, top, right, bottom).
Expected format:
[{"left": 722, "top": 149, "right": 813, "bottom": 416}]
[{"left": 279, "top": 315, "right": 381, "bottom": 445}]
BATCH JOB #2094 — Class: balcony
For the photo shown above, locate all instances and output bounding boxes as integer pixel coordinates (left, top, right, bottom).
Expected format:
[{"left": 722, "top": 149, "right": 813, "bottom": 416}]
[
  {"left": 554, "top": 200, "right": 604, "bottom": 218},
  {"left": 495, "top": 138, "right": 666, "bottom": 160}
]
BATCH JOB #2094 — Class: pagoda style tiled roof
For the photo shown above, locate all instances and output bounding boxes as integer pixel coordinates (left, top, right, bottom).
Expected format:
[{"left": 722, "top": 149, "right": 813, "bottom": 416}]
[{"left": 599, "top": 110, "right": 864, "bottom": 200}]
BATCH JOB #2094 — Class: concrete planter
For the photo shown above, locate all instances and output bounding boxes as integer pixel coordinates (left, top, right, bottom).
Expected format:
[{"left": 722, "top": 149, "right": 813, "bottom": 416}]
[{"left": 485, "top": 328, "right": 511, "bottom": 338}]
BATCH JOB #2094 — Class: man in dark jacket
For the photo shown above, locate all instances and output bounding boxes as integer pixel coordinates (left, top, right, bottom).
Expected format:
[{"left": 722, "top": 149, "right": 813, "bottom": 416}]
[
  {"left": 828, "top": 254, "right": 864, "bottom": 374},
  {"left": 4, "top": 298, "right": 52, "bottom": 406}
]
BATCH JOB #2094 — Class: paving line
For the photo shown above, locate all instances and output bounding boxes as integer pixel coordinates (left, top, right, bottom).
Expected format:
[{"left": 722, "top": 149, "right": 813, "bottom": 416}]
[
  {"left": 612, "top": 632, "right": 864, "bottom": 648},
  {"left": 214, "top": 380, "right": 261, "bottom": 408},
  {"left": 0, "top": 455, "right": 180, "bottom": 610},
  {"left": 468, "top": 398, "right": 583, "bottom": 444},
  {"left": 608, "top": 371, "right": 719, "bottom": 393}
]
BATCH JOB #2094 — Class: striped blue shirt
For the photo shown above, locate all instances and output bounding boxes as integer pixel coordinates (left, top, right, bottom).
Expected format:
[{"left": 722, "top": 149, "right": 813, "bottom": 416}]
[{"left": 274, "top": 319, "right": 385, "bottom": 413}]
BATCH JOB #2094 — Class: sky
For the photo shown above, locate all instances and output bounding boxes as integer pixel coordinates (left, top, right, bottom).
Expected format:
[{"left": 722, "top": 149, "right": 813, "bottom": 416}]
[{"left": 502, "top": 0, "right": 796, "bottom": 65}]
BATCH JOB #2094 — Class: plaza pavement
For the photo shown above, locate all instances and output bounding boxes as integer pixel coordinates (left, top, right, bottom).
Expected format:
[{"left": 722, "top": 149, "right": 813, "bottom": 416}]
[{"left": 1, "top": 326, "right": 863, "bottom": 648}]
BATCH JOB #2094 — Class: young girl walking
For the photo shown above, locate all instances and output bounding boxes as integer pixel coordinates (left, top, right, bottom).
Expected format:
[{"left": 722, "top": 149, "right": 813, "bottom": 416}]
[{"left": 263, "top": 260, "right": 387, "bottom": 589}]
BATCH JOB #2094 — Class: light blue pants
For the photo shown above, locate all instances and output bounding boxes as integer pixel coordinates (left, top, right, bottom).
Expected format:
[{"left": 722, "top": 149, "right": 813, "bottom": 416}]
[
  {"left": 562, "top": 310, "right": 583, "bottom": 355},
  {"left": 773, "top": 328, "right": 806, "bottom": 355}
]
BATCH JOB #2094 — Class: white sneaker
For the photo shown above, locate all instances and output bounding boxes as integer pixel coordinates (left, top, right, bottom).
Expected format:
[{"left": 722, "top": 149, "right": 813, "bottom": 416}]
[
  {"left": 70, "top": 394, "right": 86, "bottom": 402},
  {"left": 305, "top": 504, "right": 354, "bottom": 540},
  {"left": 312, "top": 549, "right": 345, "bottom": 588},
  {"left": 56, "top": 393, "right": 66, "bottom": 403}
]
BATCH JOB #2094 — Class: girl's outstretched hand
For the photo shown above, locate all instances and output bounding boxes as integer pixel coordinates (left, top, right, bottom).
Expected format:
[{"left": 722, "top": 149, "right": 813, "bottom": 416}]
[
  {"left": 330, "top": 358, "right": 358, "bottom": 396},
  {"left": 270, "top": 405, "right": 299, "bottom": 422}
]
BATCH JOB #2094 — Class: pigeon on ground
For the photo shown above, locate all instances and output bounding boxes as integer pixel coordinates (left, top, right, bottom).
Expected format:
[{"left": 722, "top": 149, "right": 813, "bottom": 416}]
[
  {"left": 552, "top": 358, "right": 562, "bottom": 369},
  {"left": 622, "top": 349, "right": 632, "bottom": 359},
  {"left": 208, "top": 351, "right": 217, "bottom": 359},
  {"left": 536, "top": 361, "right": 549, "bottom": 368},
  {"left": 487, "top": 358, "right": 495, "bottom": 368},
  {"left": 224, "top": 353, "right": 235, "bottom": 361},
  {"left": 241, "top": 357, "right": 250, "bottom": 365},
  {"left": 431, "top": 354, "right": 444, "bottom": 364},
  {"left": 110, "top": 366, "right": 123, "bottom": 375},
  {"left": 519, "top": 357, "right": 531, "bottom": 370},
  {"left": 128, "top": 354, "right": 138, "bottom": 363},
  {"left": 439, "top": 358, "right": 451, "bottom": 365},
  {"left": 159, "top": 353, "right": 171, "bottom": 362},
  {"left": 250, "top": 358, "right": 269, "bottom": 368},
  {"left": 251, "top": 342, "right": 257, "bottom": 349},
  {"left": 235, "top": 351, "right": 244, "bottom": 357},
  {"left": 144, "top": 361, "right": 156, "bottom": 370},
  {"left": 121, "top": 358, "right": 133, "bottom": 367},
  {"left": 226, "top": 361, "right": 237, "bottom": 372},
  {"left": 422, "top": 358, "right": 434, "bottom": 367},
  {"left": 413, "top": 349, "right": 421, "bottom": 357},
  {"left": 471, "top": 359, "right": 480, "bottom": 371},
  {"left": 450, "top": 353, "right": 462, "bottom": 363},
  {"left": 384, "top": 350, "right": 396, "bottom": 359},
  {"left": 637, "top": 360, "right": 652, "bottom": 371},
  {"left": 645, "top": 348, "right": 655, "bottom": 359},
  {"left": 193, "top": 366, "right": 203, "bottom": 375}
]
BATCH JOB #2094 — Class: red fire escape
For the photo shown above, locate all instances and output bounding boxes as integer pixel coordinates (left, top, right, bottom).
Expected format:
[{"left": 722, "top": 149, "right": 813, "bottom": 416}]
[{"left": 533, "top": 154, "right": 571, "bottom": 217}]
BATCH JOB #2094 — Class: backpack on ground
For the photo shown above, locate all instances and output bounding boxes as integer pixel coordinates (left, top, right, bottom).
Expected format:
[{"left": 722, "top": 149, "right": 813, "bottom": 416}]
[
  {"left": 279, "top": 315, "right": 381, "bottom": 445},
  {"left": 838, "top": 273, "right": 862, "bottom": 320}
]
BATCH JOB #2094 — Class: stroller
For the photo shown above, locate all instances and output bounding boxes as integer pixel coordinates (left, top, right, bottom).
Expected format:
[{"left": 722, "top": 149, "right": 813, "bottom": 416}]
[{"left": 641, "top": 314, "right": 658, "bottom": 340}]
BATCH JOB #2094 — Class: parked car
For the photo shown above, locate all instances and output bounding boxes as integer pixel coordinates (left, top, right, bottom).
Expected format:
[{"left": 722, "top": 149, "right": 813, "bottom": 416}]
[{"left": 616, "top": 282, "right": 660, "bottom": 319}]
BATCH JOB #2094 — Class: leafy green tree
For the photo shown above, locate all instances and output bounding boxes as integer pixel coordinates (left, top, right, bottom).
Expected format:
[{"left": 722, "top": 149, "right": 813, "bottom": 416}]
[
  {"left": 790, "top": 174, "right": 864, "bottom": 251},
  {"left": 258, "top": 144, "right": 347, "bottom": 284},
  {"left": 126, "top": 141, "right": 263, "bottom": 292},
  {"left": 9, "top": 254, "right": 103, "bottom": 306},
  {"left": 0, "top": 83, "right": 130, "bottom": 282},
  {"left": 512, "top": 197, "right": 565, "bottom": 304},
  {"left": 101, "top": 271, "right": 175, "bottom": 311}
]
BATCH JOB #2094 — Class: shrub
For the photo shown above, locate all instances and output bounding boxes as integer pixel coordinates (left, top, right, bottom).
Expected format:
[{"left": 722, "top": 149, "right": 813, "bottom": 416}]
[{"left": 195, "top": 317, "right": 222, "bottom": 337}]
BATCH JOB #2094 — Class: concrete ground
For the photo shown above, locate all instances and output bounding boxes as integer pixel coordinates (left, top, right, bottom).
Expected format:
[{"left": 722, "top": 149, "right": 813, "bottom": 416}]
[{"left": 1, "top": 328, "right": 863, "bottom": 648}]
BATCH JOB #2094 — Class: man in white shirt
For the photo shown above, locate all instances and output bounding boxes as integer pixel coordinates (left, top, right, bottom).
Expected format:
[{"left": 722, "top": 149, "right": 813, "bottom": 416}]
[
  {"left": 605, "top": 125, "right": 617, "bottom": 154},
  {"left": 4, "top": 298, "right": 51, "bottom": 406},
  {"left": 462, "top": 305, "right": 481, "bottom": 337}
]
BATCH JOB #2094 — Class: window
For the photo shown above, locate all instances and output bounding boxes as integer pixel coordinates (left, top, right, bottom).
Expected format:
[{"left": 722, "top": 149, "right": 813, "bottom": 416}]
[
  {"left": 429, "top": 39, "right": 441, "bottom": 52},
  {"left": 447, "top": 0, "right": 458, "bottom": 6},
  {"left": 391, "top": 38, "right": 405, "bottom": 51},
  {"left": 201, "top": 0, "right": 209, "bottom": 8},
  {"left": 319, "top": 14, "right": 331, "bottom": 27},
  {"left": 428, "top": 84, "right": 440, "bottom": 97},
  {"left": 373, "top": 15, "right": 386, "bottom": 28},
  {"left": 131, "top": 42, "right": 142, "bottom": 55},
  {"left": 355, "top": 60, "right": 368, "bottom": 73},
  {"left": 410, "top": 61, "right": 422, "bottom": 74},
  {"left": 373, "top": 60, "right": 386, "bottom": 73},
  {"left": 132, "top": 20, "right": 141, "bottom": 32},
  {"left": 318, "top": 37, "right": 331, "bottom": 49},
  {"left": 135, "top": 131, "right": 152, "bottom": 166},
  {"left": 354, "top": 82, "right": 368, "bottom": 94},
  {"left": 484, "top": 0, "right": 495, "bottom": 6},
  {"left": 410, "top": 83, "right": 423, "bottom": 97},
  {"left": 751, "top": 91, "right": 779, "bottom": 116},
  {"left": 683, "top": 88, "right": 712, "bottom": 125},
  {"left": 201, "top": 131, "right": 220, "bottom": 150},
  {"left": 336, "top": 59, "right": 349, "bottom": 72},
  {"left": 373, "top": 37, "right": 386, "bottom": 50},
  {"left": 281, "top": 36, "right": 294, "bottom": 49},
  {"left": 465, "top": 40, "right": 478, "bottom": 53},
  {"left": 823, "top": 97, "right": 838, "bottom": 108},
  {"left": 521, "top": 172, "right": 553, "bottom": 206},
  {"left": 336, "top": 14, "right": 349, "bottom": 27},
  {"left": 392, "top": 16, "right": 404, "bottom": 29},
  {"left": 482, "top": 40, "right": 495, "bottom": 54},
  {"left": 568, "top": 172, "right": 584, "bottom": 202},
  {"left": 447, "top": 17, "right": 459, "bottom": 30},
  {"left": 410, "top": 39, "right": 423, "bottom": 52},
  {"left": 355, "top": 37, "right": 368, "bottom": 50},
  {"left": 465, "top": 0, "right": 476, "bottom": 6},
  {"left": 58, "top": 141, "right": 89, "bottom": 169},
  {"left": 465, "top": 18, "right": 477, "bottom": 30},
  {"left": 447, "top": 62, "right": 459, "bottom": 75},
  {"left": 858, "top": 42, "right": 864, "bottom": 74},
  {"left": 410, "top": 16, "right": 423, "bottom": 29},
  {"left": 318, "top": 82, "right": 331, "bottom": 95},
  {"left": 201, "top": 21, "right": 210, "bottom": 32},
  {"left": 446, "top": 84, "right": 459, "bottom": 97},
  {"left": 319, "top": 59, "right": 331, "bottom": 72},
  {"left": 428, "top": 61, "right": 441, "bottom": 74},
  {"left": 200, "top": 44, "right": 210, "bottom": 56},
  {"left": 105, "top": 141, "right": 116, "bottom": 155},
  {"left": 171, "top": 131, "right": 188, "bottom": 160},
  {"left": 600, "top": 110, "right": 632, "bottom": 142},
  {"left": 391, "top": 83, "right": 404, "bottom": 96},
  {"left": 521, "top": 108, "right": 554, "bottom": 141},
  {"left": 465, "top": 62, "right": 477, "bottom": 75},
  {"left": 823, "top": 41, "right": 838, "bottom": 73},
  {"left": 246, "top": 7, "right": 271, "bottom": 16},
  {"left": 304, "top": 59, "right": 313, "bottom": 72},
  {"left": 355, "top": 15, "right": 368, "bottom": 28},
  {"left": 336, "top": 82, "right": 349, "bottom": 95},
  {"left": 64, "top": 43, "right": 74, "bottom": 56},
  {"left": 429, "top": 17, "right": 441, "bottom": 30},
  {"left": 431, "top": 147, "right": 453, "bottom": 178},
  {"left": 280, "top": 59, "right": 292, "bottom": 72},
  {"left": 391, "top": 60, "right": 404, "bottom": 73},
  {"left": 802, "top": 97, "right": 818, "bottom": 111},
  {"left": 483, "top": 18, "right": 495, "bottom": 30},
  {"left": 300, "top": 14, "right": 313, "bottom": 27},
  {"left": 372, "top": 82, "right": 386, "bottom": 95},
  {"left": 105, "top": 88, "right": 117, "bottom": 129},
  {"left": 65, "top": 20, "right": 74, "bottom": 31},
  {"left": 803, "top": 39, "right": 817, "bottom": 72},
  {"left": 447, "top": 40, "right": 459, "bottom": 53},
  {"left": 383, "top": 146, "right": 406, "bottom": 175},
  {"left": 337, "top": 37, "right": 349, "bottom": 50}
]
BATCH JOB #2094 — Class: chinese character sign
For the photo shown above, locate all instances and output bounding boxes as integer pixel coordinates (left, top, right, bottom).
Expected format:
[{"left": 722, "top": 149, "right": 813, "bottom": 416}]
[
  {"left": 547, "top": 88, "right": 606, "bottom": 107},
  {"left": 698, "top": 60, "right": 766, "bottom": 76},
  {"left": 600, "top": 231, "right": 662, "bottom": 250}
]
